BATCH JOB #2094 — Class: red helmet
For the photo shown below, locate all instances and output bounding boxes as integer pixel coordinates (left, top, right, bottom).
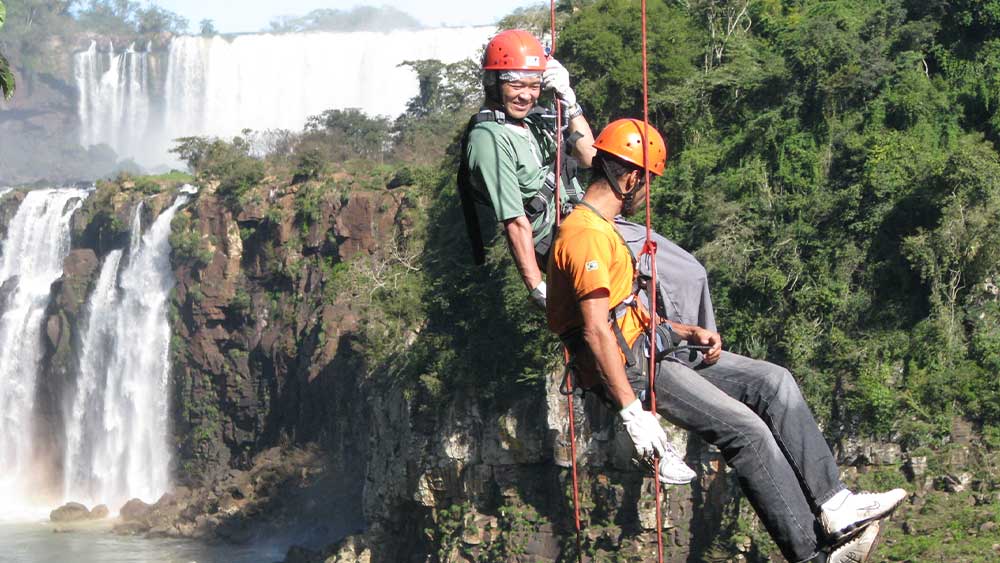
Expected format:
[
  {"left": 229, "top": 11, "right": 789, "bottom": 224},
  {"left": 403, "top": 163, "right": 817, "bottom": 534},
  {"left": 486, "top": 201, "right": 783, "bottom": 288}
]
[
  {"left": 482, "top": 29, "right": 547, "bottom": 72},
  {"left": 593, "top": 119, "right": 668, "bottom": 176}
]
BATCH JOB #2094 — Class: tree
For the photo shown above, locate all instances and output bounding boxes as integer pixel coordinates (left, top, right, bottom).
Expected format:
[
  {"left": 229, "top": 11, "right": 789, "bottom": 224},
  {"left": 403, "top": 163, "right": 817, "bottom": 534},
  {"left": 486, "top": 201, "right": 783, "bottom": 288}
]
[
  {"left": 267, "top": 6, "right": 420, "bottom": 33},
  {"left": 135, "top": 5, "right": 187, "bottom": 34},
  {"left": 392, "top": 58, "right": 480, "bottom": 163},
  {"left": 0, "top": 0, "right": 14, "bottom": 100},
  {"left": 304, "top": 108, "right": 392, "bottom": 162},
  {"left": 1, "top": 0, "right": 80, "bottom": 78},
  {"left": 199, "top": 18, "right": 215, "bottom": 36}
]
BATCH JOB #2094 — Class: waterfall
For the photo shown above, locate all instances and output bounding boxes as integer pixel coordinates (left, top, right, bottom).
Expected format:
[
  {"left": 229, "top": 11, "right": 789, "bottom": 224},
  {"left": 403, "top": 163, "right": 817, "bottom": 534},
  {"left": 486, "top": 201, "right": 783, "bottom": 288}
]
[
  {"left": 62, "top": 191, "right": 192, "bottom": 509},
  {"left": 74, "top": 41, "right": 155, "bottom": 165},
  {"left": 74, "top": 27, "right": 491, "bottom": 167},
  {"left": 0, "top": 189, "right": 88, "bottom": 514}
]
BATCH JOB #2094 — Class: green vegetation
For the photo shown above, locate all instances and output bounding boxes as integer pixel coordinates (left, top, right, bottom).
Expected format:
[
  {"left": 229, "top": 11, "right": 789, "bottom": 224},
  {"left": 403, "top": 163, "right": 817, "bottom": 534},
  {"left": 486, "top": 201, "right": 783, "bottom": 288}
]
[
  {"left": 197, "top": 18, "right": 214, "bottom": 36},
  {"left": 2, "top": 1, "right": 188, "bottom": 76},
  {"left": 267, "top": 6, "right": 420, "bottom": 33},
  {"left": 171, "top": 135, "right": 265, "bottom": 209},
  {"left": 74, "top": 0, "right": 188, "bottom": 36},
  {"left": 301, "top": 109, "right": 393, "bottom": 163},
  {"left": 147, "top": 169, "right": 195, "bottom": 185},
  {"left": 169, "top": 211, "right": 213, "bottom": 267},
  {"left": 0, "top": 1, "right": 14, "bottom": 100},
  {"left": 534, "top": 0, "right": 1000, "bottom": 445}
]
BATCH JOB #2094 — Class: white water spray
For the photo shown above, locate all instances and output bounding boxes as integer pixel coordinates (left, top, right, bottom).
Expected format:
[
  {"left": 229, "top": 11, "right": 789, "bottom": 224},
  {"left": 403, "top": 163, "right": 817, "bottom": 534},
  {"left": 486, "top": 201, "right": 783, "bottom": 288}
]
[
  {"left": 74, "top": 41, "right": 154, "bottom": 163},
  {"left": 75, "top": 27, "right": 491, "bottom": 167},
  {"left": 62, "top": 191, "right": 192, "bottom": 509},
  {"left": 0, "top": 189, "right": 88, "bottom": 514}
]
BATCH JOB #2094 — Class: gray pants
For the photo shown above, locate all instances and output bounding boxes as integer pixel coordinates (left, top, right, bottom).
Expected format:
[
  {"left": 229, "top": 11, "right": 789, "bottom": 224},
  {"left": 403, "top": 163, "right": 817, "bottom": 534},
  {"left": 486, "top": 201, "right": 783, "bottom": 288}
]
[{"left": 630, "top": 351, "right": 844, "bottom": 563}]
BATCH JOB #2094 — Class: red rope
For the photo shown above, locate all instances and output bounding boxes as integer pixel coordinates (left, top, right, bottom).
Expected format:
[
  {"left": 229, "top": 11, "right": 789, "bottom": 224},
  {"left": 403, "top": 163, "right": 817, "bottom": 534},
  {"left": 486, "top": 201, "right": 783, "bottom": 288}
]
[
  {"left": 551, "top": 2, "right": 584, "bottom": 561},
  {"left": 639, "top": 2, "right": 667, "bottom": 563}
]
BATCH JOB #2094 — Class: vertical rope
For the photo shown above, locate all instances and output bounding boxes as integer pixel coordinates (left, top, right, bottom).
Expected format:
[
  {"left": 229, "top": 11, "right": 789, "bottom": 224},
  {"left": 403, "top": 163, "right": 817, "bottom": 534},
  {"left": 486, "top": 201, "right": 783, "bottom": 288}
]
[
  {"left": 640, "top": 2, "right": 667, "bottom": 563},
  {"left": 551, "top": 2, "right": 584, "bottom": 561}
]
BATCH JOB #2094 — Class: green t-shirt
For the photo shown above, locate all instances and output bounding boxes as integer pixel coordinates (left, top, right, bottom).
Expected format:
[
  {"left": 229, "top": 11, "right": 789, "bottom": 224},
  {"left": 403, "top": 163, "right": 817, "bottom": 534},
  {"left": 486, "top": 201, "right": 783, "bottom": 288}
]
[{"left": 464, "top": 111, "right": 580, "bottom": 247}]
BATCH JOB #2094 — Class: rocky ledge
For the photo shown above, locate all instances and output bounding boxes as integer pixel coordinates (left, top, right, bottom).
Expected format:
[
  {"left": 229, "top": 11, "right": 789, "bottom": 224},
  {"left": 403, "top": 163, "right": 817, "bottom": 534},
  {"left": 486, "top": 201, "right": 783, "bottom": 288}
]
[{"left": 108, "top": 446, "right": 341, "bottom": 543}]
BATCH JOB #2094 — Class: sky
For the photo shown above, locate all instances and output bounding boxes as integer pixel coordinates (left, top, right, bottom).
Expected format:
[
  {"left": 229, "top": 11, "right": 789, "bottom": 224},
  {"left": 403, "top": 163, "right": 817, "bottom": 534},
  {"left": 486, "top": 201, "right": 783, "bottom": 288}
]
[{"left": 150, "top": 0, "right": 543, "bottom": 33}]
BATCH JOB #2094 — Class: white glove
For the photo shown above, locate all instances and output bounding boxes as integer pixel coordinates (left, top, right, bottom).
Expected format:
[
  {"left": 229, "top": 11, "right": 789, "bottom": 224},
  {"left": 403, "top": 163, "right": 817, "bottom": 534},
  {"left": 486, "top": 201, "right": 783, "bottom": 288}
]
[
  {"left": 542, "top": 58, "right": 577, "bottom": 109},
  {"left": 529, "top": 281, "right": 547, "bottom": 310},
  {"left": 619, "top": 399, "right": 667, "bottom": 460},
  {"left": 620, "top": 399, "right": 696, "bottom": 485}
]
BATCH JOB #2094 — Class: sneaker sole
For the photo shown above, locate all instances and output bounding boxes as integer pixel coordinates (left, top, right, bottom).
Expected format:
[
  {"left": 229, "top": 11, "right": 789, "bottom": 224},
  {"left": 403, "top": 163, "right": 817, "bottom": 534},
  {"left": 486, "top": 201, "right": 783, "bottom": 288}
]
[
  {"left": 836, "top": 522, "right": 885, "bottom": 563},
  {"left": 826, "top": 505, "right": 898, "bottom": 550},
  {"left": 826, "top": 497, "right": 904, "bottom": 547}
]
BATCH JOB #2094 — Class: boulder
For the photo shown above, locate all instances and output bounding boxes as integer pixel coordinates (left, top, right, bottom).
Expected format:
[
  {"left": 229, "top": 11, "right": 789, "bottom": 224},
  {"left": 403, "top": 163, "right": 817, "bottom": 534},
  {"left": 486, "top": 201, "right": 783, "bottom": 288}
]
[
  {"left": 89, "top": 505, "right": 110, "bottom": 519},
  {"left": 50, "top": 502, "right": 90, "bottom": 522},
  {"left": 120, "top": 498, "right": 153, "bottom": 521}
]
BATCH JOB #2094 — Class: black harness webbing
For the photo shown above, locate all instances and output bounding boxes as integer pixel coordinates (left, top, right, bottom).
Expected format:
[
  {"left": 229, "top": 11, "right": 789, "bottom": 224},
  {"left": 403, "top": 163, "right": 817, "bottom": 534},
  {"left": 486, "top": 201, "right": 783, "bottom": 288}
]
[
  {"left": 456, "top": 107, "right": 582, "bottom": 265},
  {"left": 456, "top": 109, "right": 506, "bottom": 265}
]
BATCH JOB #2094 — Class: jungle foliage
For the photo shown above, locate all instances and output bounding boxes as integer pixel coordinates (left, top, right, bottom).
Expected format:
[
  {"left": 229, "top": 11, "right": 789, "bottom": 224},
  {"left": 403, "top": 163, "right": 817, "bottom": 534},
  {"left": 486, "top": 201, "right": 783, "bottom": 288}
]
[
  {"left": 0, "top": 1, "right": 14, "bottom": 100},
  {"left": 402, "top": 0, "right": 1000, "bottom": 444},
  {"left": 564, "top": 0, "right": 1000, "bottom": 443}
]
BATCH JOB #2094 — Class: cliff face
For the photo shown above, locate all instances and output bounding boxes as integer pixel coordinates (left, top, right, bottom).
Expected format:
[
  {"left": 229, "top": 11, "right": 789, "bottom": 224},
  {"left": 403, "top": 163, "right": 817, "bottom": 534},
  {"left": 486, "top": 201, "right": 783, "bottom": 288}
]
[
  {"left": 151, "top": 176, "right": 747, "bottom": 561},
  {"left": 26, "top": 177, "right": 992, "bottom": 562}
]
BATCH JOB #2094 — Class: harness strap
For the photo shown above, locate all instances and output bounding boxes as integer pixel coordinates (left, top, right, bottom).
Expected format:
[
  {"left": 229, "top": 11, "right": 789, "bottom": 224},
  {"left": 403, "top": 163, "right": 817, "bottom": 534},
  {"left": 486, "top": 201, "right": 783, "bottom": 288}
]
[
  {"left": 457, "top": 116, "right": 489, "bottom": 265},
  {"left": 458, "top": 107, "right": 581, "bottom": 265}
]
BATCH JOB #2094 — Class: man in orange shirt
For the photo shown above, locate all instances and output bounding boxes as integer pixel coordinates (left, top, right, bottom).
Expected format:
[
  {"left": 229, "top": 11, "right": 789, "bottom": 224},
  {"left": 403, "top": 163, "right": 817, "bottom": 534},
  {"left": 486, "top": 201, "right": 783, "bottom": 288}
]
[{"left": 547, "top": 119, "right": 904, "bottom": 563}]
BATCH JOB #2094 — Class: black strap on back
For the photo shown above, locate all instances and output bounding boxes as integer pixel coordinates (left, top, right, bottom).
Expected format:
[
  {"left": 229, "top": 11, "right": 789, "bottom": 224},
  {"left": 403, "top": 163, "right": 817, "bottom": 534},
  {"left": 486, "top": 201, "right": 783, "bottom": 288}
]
[
  {"left": 457, "top": 107, "right": 583, "bottom": 266},
  {"left": 457, "top": 109, "right": 506, "bottom": 265}
]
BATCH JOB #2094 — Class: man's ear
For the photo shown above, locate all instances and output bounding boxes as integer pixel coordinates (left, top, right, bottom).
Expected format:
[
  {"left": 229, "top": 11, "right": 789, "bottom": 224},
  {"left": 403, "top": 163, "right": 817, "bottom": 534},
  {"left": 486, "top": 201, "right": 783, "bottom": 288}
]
[{"left": 623, "top": 170, "right": 642, "bottom": 194}]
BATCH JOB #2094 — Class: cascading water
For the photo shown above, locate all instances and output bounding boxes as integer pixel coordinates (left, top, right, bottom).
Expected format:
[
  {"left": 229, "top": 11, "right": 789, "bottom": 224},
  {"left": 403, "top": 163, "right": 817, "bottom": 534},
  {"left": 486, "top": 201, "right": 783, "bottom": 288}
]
[
  {"left": 62, "top": 191, "right": 193, "bottom": 510},
  {"left": 74, "top": 41, "right": 154, "bottom": 164},
  {"left": 74, "top": 27, "right": 491, "bottom": 167},
  {"left": 0, "top": 189, "right": 89, "bottom": 514}
]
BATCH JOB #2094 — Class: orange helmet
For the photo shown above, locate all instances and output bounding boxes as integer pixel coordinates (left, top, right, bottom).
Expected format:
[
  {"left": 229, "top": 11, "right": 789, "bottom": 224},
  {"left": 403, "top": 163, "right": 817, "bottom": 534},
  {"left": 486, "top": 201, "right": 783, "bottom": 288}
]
[
  {"left": 593, "top": 118, "right": 668, "bottom": 176},
  {"left": 482, "top": 29, "right": 547, "bottom": 72}
]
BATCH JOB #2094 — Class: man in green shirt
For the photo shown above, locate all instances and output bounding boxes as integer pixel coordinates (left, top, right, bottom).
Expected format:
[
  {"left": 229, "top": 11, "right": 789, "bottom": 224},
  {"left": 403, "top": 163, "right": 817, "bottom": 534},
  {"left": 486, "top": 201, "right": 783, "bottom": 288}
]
[{"left": 460, "top": 29, "right": 596, "bottom": 309}]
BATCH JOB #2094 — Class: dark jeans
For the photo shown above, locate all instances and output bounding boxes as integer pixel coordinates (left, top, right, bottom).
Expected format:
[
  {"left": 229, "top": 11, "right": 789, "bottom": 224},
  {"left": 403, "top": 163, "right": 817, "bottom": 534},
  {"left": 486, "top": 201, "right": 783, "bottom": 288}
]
[{"left": 629, "top": 351, "right": 844, "bottom": 563}]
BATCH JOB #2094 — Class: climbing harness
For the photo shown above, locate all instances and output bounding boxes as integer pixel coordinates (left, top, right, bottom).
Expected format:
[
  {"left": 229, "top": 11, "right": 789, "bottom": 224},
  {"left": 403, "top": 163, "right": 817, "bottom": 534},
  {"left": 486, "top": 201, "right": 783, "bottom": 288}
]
[{"left": 457, "top": 107, "right": 582, "bottom": 265}]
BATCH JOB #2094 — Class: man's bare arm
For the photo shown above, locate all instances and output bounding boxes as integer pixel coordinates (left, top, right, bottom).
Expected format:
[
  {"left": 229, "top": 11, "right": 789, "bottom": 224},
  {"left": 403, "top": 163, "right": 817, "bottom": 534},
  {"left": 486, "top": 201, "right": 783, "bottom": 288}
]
[
  {"left": 566, "top": 113, "right": 596, "bottom": 168},
  {"left": 503, "top": 215, "right": 543, "bottom": 291},
  {"left": 579, "top": 289, "right": 638, "bottom": 408}
]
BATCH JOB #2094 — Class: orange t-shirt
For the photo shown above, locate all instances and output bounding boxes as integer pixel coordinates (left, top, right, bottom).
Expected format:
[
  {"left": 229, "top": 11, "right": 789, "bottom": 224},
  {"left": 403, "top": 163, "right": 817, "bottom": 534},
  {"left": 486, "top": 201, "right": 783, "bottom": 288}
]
[{"left": 546, "top": 204, "right": 649, "bottom": 380}]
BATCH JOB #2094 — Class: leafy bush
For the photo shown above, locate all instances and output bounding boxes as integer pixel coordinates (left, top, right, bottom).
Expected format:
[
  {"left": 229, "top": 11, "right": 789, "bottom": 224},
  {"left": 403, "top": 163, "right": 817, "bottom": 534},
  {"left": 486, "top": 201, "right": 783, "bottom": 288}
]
[{"left": 171, "top": 135, "right": 265, "bottom": 208}]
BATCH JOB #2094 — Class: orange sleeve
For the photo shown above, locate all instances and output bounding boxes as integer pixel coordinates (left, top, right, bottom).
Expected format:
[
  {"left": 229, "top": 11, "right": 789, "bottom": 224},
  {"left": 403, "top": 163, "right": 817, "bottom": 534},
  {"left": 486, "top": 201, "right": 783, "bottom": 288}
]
[{"left": 560, "top": 227, "right": 615, "bottom": 300}]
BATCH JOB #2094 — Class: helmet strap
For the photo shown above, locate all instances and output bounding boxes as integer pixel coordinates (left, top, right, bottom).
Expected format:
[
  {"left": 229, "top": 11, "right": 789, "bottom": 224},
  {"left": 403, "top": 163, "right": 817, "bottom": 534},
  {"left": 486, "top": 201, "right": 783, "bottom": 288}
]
[{"left": 600, "top": 158, "right": 642, "bottom": 212}]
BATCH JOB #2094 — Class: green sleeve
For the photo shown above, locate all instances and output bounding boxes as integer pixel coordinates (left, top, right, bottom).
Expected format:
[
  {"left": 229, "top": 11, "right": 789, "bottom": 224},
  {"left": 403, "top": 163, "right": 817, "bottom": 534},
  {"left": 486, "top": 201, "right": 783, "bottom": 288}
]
[{"left": 466, "top": 124, "right": 525, "bottom": 222}]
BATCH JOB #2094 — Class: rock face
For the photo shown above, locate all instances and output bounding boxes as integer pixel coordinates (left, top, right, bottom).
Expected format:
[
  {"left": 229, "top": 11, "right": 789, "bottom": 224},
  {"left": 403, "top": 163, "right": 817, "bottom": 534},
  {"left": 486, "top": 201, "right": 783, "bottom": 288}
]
[
  {"left": 26, "top": 175, "right": 967, "bottom": 562},
  {"left": 110, "top": 445, "right": 351, "bottom": 543},
  {"left": 29, "top": 176, "right": 739, "bottom": 560}
]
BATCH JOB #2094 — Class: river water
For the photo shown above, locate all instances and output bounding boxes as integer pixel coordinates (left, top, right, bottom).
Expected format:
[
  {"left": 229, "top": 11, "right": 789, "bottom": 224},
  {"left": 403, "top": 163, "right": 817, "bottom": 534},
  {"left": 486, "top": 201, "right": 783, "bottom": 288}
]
[{"left": 0, "top": 521, "right": 288, "bottom": 563}]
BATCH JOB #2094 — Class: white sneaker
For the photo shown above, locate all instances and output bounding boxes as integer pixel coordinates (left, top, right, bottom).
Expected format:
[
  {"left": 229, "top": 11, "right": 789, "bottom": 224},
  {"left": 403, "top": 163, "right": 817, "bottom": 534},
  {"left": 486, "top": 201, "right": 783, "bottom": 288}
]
[
  {"left": 820, "top": 489, "right": 906, "bottom": 541},
  {"left": 657, "top": 442, "right": 696, "bottom": 485},
  {"left": 828, "top": 520, "right": 882, "bottom": 563},
  {"left": 633, "top": 442, "right": 696, "bottom": 485}
]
